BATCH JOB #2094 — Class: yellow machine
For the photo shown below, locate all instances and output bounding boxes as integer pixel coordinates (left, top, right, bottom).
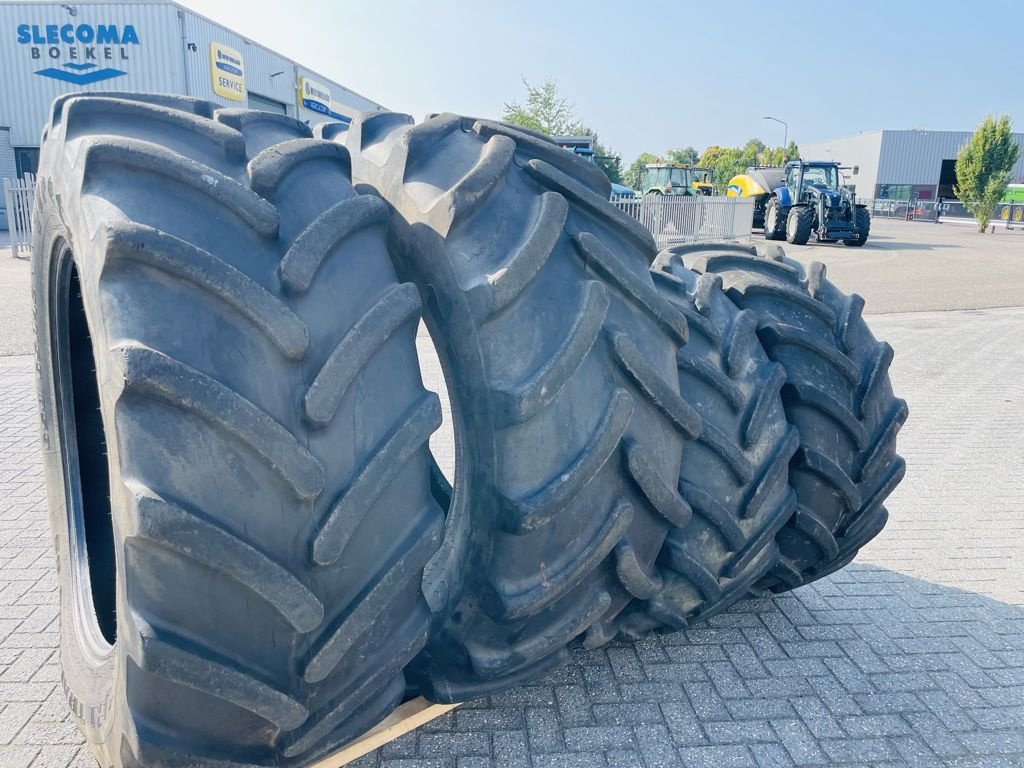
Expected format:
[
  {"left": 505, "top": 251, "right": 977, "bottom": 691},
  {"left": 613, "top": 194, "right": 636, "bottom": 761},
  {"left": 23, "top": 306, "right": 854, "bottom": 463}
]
[{"left": 726, "top": 166, "right": 786, "bottom": 227}]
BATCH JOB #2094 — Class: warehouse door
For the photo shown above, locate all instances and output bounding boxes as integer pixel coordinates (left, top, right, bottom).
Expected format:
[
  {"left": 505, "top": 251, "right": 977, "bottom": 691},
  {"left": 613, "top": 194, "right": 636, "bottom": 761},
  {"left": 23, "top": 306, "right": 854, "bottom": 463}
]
[
  {"left": 248, "top": 92, "right": 288, "bottom": 115},
  {"left": 938, "top": 159, "right": 957, "bottom": 199}
]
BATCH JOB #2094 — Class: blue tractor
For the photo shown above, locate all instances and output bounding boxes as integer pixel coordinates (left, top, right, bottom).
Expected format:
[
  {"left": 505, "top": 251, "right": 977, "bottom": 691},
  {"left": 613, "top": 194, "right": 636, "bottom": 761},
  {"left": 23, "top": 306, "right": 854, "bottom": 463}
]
[{"left": 763, "top": 161, "right": 870, "bottom": 246}]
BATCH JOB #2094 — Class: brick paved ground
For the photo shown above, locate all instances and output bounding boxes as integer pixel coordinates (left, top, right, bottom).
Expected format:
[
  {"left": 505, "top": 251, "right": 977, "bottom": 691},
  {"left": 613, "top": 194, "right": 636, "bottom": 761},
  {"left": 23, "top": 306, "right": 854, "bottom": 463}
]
[{"left": 2, "top": 306, "right": 1024, "bottom": 767}]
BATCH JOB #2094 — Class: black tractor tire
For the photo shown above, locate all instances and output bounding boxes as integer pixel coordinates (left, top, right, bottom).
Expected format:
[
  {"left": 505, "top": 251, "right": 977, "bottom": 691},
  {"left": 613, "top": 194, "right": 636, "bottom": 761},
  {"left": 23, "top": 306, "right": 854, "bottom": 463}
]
[
  {"left": 786, "top": 206, "right": 814, "bottom": 245},
  {"left": 331, "top": 113, "right": 693, "bottom": 701},
  {"left": 33, "top": 94, "right": 443, "bottom": 766},
  {"left": 611, "top": 247, "right": 798, "bottom": 639},
  {"left": 844, "top": 207, "right": 871, "bottom": 247},
  {"left": 763, "top": 197, "right": 786, "bottom": 241},
  {"left": 676, "top": 243, "right": 907, "bottom": 593}
]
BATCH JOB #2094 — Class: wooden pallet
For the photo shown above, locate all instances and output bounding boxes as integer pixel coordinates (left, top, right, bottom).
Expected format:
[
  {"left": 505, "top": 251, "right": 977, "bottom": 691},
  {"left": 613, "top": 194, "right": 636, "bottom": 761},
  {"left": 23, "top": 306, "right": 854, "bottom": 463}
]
[{"left": 309, "top": 698, "right": 461, "bottom": 767}]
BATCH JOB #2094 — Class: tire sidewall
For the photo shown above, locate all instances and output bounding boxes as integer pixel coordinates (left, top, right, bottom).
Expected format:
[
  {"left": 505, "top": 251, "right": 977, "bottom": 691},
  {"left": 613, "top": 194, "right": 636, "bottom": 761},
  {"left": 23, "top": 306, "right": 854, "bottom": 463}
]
[{"left": 33, "top": 186, "right": 126, "bottom": 761}]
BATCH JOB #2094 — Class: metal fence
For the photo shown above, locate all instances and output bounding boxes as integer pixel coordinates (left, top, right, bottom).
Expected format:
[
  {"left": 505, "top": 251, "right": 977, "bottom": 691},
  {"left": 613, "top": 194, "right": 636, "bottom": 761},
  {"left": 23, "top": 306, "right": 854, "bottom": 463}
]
[
  {"left": 862, "top": 198, "right": 941, "bottom": 222},
  {"left": 862, "top": 198, "right": 1024, "bottom": 227},
  {"left": 611, "top": 195, "right": 754, "bottom": 248},
  {"left": 3, "top": 174, "right": 35, "bottom": 258}
]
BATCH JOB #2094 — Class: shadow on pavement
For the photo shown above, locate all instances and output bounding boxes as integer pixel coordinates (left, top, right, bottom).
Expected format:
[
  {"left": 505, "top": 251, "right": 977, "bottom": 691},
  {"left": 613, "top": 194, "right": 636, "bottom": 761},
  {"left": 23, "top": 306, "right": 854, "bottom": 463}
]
[{"left": 350, "top": 563, "right": 1024, "bottom": 766}]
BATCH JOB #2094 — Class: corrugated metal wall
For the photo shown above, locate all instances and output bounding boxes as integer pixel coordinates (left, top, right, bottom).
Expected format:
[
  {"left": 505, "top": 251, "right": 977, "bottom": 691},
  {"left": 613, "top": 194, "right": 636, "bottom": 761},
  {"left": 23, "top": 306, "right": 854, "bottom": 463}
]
[
  {"left": 799, "top": 132, "right": 883, "bottom": 198},
  {"left": 0, "top": 3, "right": 185, "bottom": 146},
  {"left": 877, "top": 130, "right": 1024, "bottom": 185},
  {"left": 180, "top": 9, "right": 296, "bottom": 111},
  {"left": 0, "top": 2, "right": 382, "bottom": 147}
]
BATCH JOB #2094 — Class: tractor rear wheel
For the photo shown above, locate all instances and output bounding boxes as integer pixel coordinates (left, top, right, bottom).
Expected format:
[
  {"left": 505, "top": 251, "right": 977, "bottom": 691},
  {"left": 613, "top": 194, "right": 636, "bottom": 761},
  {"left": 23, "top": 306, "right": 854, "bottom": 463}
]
[
  {"left": 336, "top": 113, "right": 690, "bottom": 701},
  {"left": 763, "top": 198, "right": 786, "bottom": 240},
  {"left": 609, "top": 249, "right": 797, "bottom": 639},
  {"left": 844, "top": 207, "right": 870, "bottom": 247},
  {"left": 786, "top": 206, "right": 813, "bottom": 245},
  {"left": 34, "top": 95, "right": 442, "bottom": 767},
  {"left": 682, "top": 244, "right": 907, "bottom": 595}
]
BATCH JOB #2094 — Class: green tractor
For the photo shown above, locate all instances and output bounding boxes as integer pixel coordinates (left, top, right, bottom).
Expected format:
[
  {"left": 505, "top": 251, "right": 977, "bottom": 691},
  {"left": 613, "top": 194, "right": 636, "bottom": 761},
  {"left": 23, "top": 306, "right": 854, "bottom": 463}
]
[
  {"left": 763, "top": 160, "right": 869, "bottom": 246},
  {"left": 642, "top": 163, "right": 715, "bottom": 196}
]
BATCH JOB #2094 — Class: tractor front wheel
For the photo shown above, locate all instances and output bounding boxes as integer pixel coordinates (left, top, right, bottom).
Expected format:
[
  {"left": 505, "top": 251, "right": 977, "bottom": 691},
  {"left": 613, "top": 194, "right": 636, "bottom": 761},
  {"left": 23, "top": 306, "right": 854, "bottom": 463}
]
[
  {"left": 785, "top": 206, "right": 813, "bottom": 245},
  {"left": 844, "top": 207, "right": 871, "bottom": 247},
  {"left": 763, "top": 198, "right": 786, "bottom": 240}
]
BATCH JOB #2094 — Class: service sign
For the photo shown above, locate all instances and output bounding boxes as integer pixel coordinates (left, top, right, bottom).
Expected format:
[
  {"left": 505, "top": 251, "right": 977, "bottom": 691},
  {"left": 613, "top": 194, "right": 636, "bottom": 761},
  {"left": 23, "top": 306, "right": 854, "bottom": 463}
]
[
  {"left": 16, "top": 22, "right": 139, "bottom": 84},
  {"left": 210, "top": 42, "right": 245, "bottom": 102},
  {"left": 299, "top": 76, "right": 332, "bottom": 116}
]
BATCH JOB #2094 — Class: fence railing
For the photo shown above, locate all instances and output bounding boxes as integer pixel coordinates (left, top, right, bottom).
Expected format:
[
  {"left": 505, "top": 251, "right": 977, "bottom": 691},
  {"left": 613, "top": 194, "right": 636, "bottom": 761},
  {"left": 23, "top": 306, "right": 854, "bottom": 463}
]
[
  {"left": 861, "top": 198, "right": 1024, "bottom": 227},
  {"left": 3, "top": 174, "right": 35, "bottom": 258},
  {"left": 611, "top": 195, "right": 754, "bottom": 248},
  {"left": 0, "top": 181, "right": 759, "bottom": 259}
]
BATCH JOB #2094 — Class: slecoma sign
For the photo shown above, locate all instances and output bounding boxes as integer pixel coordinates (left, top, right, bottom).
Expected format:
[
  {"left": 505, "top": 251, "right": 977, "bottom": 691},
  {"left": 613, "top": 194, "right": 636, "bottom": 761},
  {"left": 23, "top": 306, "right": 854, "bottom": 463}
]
[{"left": 16, "top": 23, "right": 140, "bottom": 85}]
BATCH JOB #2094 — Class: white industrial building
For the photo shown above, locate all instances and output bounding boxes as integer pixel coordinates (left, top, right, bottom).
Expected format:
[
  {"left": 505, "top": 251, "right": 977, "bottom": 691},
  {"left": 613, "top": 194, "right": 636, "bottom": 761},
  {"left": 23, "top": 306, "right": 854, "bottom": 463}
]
[
  {"left": 0, "top": 0, "right": 383, "bottom": 188},
  {"left": 800, "top": 129, "right": 1024, "bottom": 202}
]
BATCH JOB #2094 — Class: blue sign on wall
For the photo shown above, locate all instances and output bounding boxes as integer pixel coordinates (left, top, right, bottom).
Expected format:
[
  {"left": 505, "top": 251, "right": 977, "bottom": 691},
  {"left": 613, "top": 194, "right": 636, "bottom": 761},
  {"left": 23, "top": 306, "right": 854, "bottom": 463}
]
[{"left": 16, "top": 23, "right": 140, "bottom": 85}]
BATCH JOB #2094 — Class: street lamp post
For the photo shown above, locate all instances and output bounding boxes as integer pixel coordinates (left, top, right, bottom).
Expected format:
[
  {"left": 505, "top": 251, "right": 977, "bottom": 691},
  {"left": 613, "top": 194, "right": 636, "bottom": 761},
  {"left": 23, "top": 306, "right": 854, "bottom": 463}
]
[{"left": 763, "top": 116, "right": 788, "bottom": 161}]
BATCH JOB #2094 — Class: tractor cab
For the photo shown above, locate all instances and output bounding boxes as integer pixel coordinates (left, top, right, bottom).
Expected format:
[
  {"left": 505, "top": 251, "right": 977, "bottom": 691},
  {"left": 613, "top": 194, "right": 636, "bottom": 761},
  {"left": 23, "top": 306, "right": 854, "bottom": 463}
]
[
  {"left": 786, "top": 162, "right": 841, "bottom": 198},
  {"left": 642, "top": 163, "right": 714, "bottom": 196}
]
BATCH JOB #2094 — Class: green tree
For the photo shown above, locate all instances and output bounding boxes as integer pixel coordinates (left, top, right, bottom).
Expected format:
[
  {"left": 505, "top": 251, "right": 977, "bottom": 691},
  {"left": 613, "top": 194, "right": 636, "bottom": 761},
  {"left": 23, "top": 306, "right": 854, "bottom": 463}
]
[
  {"left": 667, "top": 146, "right": 699, "bottom": 165},
  {"left": 502, "top": 78, "right": 577, "bottom": 135},
  {"left": 741, "top": 138, "right": 766, "bottom": 162},
  {"left": 699, "top": 145, "right": 744, "bottom": 190},
  {"left": 623, "top": 152, "right": 658, "bottom": 190},
  {"left": 954, "top": 114, "right": 1021, "bottom": 232},
  {"left": 594, "top": 145, "right": 624, "bottom": 185},
  {"left": 503, "top": 79, "right": 623, "bottom": 184}
]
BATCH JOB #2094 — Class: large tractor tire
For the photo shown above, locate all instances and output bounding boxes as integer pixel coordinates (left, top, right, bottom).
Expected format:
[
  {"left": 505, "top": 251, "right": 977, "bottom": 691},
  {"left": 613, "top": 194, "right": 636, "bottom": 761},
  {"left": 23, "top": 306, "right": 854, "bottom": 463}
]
[
  {"left": 330, "top": 113, "right": 693, "bottom": 701},
  {"left": 33, "top": 95, "right": 443, "bottom": 766},
  {"left": 763, "top": 197, "right": 786, "bottom": 241},
  {"left": 785, "top": 206, "right": 814, "bottom": 245},
  {"left": 844, "top": 207, "right": 871, "bottom": 247},
  {"left": 673, "top": 244, "right": 907, "bottom": 593},
  {"left": 612, "top": 248, "right": 799, "bottom": 639}
]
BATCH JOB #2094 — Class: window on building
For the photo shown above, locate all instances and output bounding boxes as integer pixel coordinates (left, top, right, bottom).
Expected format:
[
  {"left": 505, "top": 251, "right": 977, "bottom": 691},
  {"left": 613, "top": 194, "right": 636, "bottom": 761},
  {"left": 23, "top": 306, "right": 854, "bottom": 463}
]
[
  {"left": 878, "top": 184, "right": 912, "bottom": 201},
  {"left": 15, "top": 148, "right": 39, "bottom": 178},
  {"left": 247, "top": 93, "right": 288, "bottom": 115}
]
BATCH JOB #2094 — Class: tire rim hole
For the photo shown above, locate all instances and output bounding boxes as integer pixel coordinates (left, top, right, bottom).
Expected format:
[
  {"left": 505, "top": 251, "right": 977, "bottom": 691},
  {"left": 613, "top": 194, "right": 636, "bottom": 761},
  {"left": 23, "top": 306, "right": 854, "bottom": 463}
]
[
  {"left": 57, "top": 251, "right": 118, "bottom": 648},
  {"left": 418, "top": 320, "right": 456, "bottom": 487}
]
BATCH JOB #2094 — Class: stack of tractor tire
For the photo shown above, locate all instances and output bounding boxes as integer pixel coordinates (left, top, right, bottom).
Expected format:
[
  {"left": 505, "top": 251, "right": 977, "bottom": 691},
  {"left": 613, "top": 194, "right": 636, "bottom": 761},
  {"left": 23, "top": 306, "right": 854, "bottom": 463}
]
[{"left": 32, "top": 96, "right": 906, "bottom": 767}]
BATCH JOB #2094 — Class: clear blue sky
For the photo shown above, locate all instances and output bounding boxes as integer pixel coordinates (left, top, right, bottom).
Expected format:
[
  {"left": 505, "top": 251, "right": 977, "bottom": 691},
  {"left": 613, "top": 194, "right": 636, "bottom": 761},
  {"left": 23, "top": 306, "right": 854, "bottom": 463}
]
[{"left": 184, "top": 0, "right": 1023, "bottom": 163}]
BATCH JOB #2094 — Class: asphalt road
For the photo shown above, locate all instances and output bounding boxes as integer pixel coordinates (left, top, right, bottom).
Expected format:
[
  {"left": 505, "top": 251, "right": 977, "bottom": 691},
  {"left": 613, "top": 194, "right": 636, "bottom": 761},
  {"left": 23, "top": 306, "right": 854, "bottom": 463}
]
[{"left": 768, "top": 218, "right": 1024, "bottom": 315}]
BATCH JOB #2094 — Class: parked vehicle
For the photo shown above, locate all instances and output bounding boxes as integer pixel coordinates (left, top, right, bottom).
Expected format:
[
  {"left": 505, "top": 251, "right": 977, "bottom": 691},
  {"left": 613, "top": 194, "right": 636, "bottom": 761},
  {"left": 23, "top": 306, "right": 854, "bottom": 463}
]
[
  {"left": 763, "top": 161, "right": 869, "bottom": 246},
  {"left": 998, "top": 184, "right": 1024, "bottom": 221},
  {"left": 643, "top": 163, "right": 715, "bottom": 196}
]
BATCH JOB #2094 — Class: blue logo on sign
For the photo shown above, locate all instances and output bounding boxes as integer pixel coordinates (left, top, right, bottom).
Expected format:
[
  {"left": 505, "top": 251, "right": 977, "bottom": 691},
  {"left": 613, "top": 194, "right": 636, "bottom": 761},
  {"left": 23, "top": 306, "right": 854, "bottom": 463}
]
[
  {"left": 215, "top": 49, "right": 243, "bottom": 77},
  {"left": 17, "top": 23, "right": 138, "bottom": 84},
  {"left": 35, "top": 62, "right": 127, "bottom": 84}
]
